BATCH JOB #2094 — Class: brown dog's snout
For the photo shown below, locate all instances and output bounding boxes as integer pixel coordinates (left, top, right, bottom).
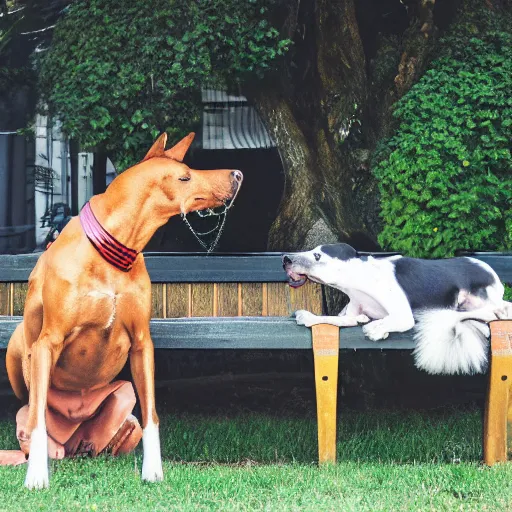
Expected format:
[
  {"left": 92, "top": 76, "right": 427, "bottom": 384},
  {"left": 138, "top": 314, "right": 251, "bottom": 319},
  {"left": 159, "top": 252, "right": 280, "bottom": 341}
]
[
  {"left": 231, "top": 170, "right": 243, "bottom": 194},
  {"left": 228, "top": 170, "right": 243, "bottom": 199},
  {"left": 231, "top": 170, "right": 243, "bottom": 183}
]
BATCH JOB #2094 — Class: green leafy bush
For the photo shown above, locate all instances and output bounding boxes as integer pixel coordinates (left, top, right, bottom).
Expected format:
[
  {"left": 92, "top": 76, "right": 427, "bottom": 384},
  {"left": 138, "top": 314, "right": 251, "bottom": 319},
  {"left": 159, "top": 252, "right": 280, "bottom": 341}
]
[
  {"left": 38, "top": 0, "right": 289, "bottom": 169},
  {"left": 373, "top": 11, "right": 512, "bottom": 258}
]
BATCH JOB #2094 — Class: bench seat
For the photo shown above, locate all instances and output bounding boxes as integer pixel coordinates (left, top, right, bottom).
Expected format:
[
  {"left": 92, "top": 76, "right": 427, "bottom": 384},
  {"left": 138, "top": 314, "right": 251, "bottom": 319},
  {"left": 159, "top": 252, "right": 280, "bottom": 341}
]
[{"left": 0, "top": 316, "right": 417, "bottom": 350}]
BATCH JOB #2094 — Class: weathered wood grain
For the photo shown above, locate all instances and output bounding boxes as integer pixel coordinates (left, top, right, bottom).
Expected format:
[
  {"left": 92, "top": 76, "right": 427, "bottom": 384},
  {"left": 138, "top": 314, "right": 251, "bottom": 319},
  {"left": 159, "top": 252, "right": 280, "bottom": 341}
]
[
  {"left": 166, "top": 283, "right": 189, "bottom": 318},
  {"left": 151, "top": 283, "right": 165, "bottom": 318},
  {"left": 483, "top": 321, "right": 512, "bottom": 465},
  {"left": 267, "top": 283, "right": 290, "bottom": 316},
  {"left": 262, "top": 283, "right": 268, "bottom": 316},
  {"left": 240, "top": 283, "right": 263, "bottom": 316},
  {"left": 312, "top": 324, "right": 340, "bottom": 463},
  {"left": 217, "top": 283, "right": 238, "bottom": 317},
  {"left": 289, "top": 282, "right": 323, "bottom": 315},
  {"left": 12, "top": 283, "right": 27, "bottom": 316},
  {"left": 191, "top": 283, "right": 214, "bottom": 317},
  {"left": 0, "top": 284, "right": 10, "bottom": 316}
]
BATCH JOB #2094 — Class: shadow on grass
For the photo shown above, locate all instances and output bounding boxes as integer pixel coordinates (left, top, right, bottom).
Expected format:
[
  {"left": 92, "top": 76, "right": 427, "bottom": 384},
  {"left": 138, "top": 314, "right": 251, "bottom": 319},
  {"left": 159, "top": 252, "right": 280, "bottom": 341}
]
[
  {"left": 0, "top": 380, "right": 484, "bottom": 467},
  {"left": 157, "top": 408, "right": 482, "bottom": 466}
]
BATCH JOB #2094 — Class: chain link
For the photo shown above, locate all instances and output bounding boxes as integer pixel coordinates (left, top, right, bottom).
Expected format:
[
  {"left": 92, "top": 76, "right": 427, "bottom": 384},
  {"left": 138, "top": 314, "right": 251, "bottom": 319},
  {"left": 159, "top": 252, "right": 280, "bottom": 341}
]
[
  {"left": 181, "top": 184, "right": 240, "bottom": 254},
  {"left": 181, "top": 208, "right": 229, "bottom": 254}
]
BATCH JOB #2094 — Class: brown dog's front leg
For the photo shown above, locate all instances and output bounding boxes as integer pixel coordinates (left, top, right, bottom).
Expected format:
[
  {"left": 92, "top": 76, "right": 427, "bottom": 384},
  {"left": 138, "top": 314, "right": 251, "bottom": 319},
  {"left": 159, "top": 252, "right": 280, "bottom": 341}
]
[
  {"left": 130, "top": 336, "right": 163, "bottom": 482},
  {"left": 23, "top": 333, "right": 60, "bottom": 489}
]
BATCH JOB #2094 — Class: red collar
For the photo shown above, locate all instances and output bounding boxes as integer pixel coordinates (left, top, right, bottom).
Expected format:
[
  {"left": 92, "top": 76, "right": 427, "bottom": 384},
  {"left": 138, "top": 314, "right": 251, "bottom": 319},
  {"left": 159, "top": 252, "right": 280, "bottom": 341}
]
[{"left": 79, "top": 201, "right": 138, "bottom": 272}]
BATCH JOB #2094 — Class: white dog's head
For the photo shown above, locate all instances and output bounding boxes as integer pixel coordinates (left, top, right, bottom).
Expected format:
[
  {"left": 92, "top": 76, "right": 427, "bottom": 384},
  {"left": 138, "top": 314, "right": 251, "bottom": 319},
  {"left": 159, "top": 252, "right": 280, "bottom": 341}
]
[{"left": 282, "top": 243, "right": 357, "bottom": 288}]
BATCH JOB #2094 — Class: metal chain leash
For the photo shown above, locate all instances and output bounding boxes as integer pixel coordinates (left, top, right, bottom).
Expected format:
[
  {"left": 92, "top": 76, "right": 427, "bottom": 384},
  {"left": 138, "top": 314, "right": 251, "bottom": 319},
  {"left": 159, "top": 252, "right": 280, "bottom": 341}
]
[
  {"left": 181, "top": 179, "right": 242, "bottom": 254},
  {"left": 181, "top": 199, "right": 237, "bottom": 254},
  {"left": 181, "top": 210, "right": 228, "bottom": 254}
]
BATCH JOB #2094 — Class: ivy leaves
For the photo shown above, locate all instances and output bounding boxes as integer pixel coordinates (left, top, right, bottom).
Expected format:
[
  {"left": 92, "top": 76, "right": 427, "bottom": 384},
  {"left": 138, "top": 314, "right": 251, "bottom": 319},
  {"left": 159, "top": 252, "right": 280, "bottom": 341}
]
[
  {"left": 374, "top": 9, "right": 512, "bottom": 258},
  {"left": 38, "top": 0, "right": 289, "bottom": 170}
]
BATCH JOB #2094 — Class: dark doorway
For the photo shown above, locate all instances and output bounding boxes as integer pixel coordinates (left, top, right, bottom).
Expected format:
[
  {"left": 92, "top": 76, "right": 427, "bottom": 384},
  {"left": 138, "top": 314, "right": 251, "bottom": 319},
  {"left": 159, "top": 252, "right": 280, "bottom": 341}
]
[{"left": 145, "top": 148, "right": 284, "bottom": 253}]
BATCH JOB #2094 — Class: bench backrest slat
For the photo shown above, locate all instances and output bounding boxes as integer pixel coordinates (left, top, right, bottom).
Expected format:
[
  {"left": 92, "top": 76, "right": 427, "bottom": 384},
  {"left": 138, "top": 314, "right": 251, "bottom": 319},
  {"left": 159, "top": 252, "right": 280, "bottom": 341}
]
[
  {"left": 0, "top": 280, "right": 324, "bottom": 318},
  {"left": 150, "top": 281, "right": 323, "bottom": 318},
  {"left": 463, "top": 253, "right": 512, "bottom": 283},
  {"left": 1, "top": 252, "right": 510, "bottom": 283},
  {"left": 0, "top": 253, "right": 290, "bottom": 283},
  {"left": 1, "top": 252, "right": 510, "bottom": 319}
]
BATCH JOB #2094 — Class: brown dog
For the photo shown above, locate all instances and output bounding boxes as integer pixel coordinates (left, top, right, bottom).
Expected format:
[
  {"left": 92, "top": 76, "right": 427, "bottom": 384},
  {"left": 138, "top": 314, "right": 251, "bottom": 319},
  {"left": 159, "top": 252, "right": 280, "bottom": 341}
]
[{"left": 5, "top": 133, "right": 242, "bottom": 488}]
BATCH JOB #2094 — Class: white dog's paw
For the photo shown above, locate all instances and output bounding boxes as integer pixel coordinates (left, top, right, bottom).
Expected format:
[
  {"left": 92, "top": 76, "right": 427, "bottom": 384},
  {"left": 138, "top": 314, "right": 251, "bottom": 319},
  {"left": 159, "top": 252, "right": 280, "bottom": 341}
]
[
  {"left": 496, "top": 302, "right": 512, "bottom": 320},
  {"left": 362, "top": 320, "right": 390, "bottom": 341},
  {"left": 355, "top": 314, "right": 370, "bottom": 325},
  {"left": 295, "top": 310, "right": 317, "bottom": 327}
]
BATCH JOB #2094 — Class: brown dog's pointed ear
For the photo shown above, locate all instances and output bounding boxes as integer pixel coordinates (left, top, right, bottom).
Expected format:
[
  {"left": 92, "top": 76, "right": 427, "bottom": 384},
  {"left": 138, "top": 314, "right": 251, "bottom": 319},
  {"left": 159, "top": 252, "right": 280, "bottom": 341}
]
[
  {"left": 164, "top": 133, "right": 195, "bottom": 162},
  {"left": 142, "top": 133, "right": 168, "bottom": 161}
]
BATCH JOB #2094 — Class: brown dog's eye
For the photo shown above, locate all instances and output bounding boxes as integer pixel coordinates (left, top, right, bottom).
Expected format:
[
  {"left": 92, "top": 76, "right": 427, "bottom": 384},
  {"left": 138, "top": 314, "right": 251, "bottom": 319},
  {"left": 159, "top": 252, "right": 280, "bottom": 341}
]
[{"left": 179, "top": 176, "right": 191, "bottom": 182}]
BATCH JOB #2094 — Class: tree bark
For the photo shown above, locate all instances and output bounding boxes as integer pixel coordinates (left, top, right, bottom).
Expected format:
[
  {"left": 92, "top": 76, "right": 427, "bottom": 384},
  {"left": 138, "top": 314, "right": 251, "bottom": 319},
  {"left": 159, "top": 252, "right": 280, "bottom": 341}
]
[
  {"left": 249, "top": 0, "right": 377, "bottom": 251},
  {"left": 312, "top": 0, "right": 376, "bottom": 244},
  {"left": 251, "top": 89, "right": 317, "bottom": 250},
  {"left": 370, "top": 0, "right": 438, "bottom": 141},
  {"left": 394, "top": 0, "right": 437, "bottom": 98},
  {"left": 248, "top": 0, "right": 442, "bottom": 253}
]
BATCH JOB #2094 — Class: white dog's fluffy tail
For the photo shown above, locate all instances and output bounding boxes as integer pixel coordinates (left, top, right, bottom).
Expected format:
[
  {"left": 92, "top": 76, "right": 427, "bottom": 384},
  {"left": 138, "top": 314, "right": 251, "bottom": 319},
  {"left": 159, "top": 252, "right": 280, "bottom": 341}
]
[{"left": 412, "top": 309, "right": 493, "bottom": 375}]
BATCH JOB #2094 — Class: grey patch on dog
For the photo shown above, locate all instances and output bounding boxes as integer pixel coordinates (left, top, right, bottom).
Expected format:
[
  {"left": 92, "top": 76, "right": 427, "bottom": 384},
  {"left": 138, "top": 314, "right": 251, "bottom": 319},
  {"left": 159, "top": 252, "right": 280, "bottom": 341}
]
[{"left": 320, "top": 244, "right": 357, "bottom": 261}]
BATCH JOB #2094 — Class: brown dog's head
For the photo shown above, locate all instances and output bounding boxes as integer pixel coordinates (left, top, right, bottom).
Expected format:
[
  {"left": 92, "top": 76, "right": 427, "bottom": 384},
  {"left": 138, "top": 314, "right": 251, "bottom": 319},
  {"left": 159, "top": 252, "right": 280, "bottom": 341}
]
[{"left": 124, "top": 133, "right": 243, "bottom": 217}]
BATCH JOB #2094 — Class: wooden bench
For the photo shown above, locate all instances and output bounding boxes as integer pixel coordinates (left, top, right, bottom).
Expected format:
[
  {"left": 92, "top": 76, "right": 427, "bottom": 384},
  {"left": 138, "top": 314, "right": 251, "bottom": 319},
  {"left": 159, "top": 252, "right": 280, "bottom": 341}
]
[{"left": 0, "top": 251, "right": 511, "bottom": 465}]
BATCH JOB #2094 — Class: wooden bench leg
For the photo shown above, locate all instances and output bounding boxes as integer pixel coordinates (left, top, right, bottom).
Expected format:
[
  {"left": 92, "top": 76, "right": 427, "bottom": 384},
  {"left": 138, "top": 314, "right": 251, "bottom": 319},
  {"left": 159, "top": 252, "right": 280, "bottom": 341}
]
[
  {"left": 484, "top": 320, "right": 512, "bottom": 465},
  {"left": 311, "top": 324, "right": 340, "bottom": 465}
]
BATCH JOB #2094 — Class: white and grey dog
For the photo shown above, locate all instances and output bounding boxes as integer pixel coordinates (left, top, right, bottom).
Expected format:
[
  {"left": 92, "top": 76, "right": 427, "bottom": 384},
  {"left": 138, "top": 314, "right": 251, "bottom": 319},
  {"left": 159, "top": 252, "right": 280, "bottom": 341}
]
[{"left": 282, "top": 244, "right": 512, "bottom": 375}]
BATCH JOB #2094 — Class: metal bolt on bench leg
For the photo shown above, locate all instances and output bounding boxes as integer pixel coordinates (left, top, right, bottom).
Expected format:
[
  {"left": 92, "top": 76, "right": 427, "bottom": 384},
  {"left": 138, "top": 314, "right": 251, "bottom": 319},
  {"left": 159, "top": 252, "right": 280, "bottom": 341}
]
[
  {"left": 484, "top": 320, "right": 512, "bottom": 465},
  {"left": 312, "top": 324, "right": 339, "bottom": 465}
]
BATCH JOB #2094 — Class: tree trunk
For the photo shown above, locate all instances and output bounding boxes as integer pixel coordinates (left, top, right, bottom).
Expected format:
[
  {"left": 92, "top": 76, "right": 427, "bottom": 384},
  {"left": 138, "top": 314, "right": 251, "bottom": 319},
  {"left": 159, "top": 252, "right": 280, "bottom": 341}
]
[
  {"left": 394, "top": 0, "right": 437, "bottom": 98},
  {"left": 369, "top": 0, "right": 439, "bottom": 141},
  {"left": 248, "top": 0, "right": 443, "bottom": 252},
  {"left": 311, "top": 0, "right": 377, "bottom": 246},
  {"left": 249, "top": 0, "right": 378, "bottom": 250},
  {"left": 251, "top": 89, "right": 318, "bottom": 251}
]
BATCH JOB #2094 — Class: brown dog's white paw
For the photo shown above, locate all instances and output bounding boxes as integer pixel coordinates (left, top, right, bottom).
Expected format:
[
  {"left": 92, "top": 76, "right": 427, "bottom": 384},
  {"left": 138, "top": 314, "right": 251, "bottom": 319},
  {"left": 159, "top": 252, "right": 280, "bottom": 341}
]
[
  {"left": 141, "top": 422, "right": 163, "bottom": 483},
  {"left": 24, "top": 426, "right": 49, "bottom": 490}
]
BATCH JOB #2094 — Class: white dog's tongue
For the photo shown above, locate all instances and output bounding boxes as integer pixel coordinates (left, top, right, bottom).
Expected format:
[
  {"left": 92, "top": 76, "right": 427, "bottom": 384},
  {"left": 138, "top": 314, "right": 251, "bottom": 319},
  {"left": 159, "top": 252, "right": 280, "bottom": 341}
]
[{"left": 286, "top": 271, "right": 308, "bottom": 288}]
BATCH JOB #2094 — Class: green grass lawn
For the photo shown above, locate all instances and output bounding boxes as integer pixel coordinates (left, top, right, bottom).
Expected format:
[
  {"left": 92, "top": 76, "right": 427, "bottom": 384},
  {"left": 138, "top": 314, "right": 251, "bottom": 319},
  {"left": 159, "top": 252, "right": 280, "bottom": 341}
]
[{"left": 0, "top": 409, "right": 510, "bottom": 511}]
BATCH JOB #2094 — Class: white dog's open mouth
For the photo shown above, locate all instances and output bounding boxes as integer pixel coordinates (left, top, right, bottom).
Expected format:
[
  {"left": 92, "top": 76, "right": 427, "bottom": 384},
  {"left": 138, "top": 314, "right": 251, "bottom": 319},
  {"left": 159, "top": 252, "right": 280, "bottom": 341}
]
[{"left": 286, "top": 270, "right": 308, "bottom": 288}]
